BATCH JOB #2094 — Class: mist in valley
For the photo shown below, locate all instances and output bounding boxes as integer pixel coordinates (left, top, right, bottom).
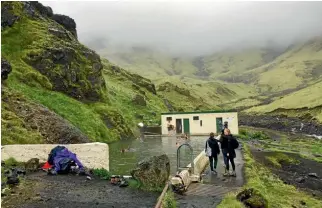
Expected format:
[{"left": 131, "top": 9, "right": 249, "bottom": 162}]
[{"left": 43, "top": 1, "right": 322, "bottom": 57}]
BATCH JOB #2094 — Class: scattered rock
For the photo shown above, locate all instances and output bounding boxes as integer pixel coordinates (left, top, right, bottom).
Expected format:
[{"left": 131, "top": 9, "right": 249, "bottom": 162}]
[
  {"left": 25, "top": 158, "right": 40, "bottom": 172},
  {"left": 236, "top": 188, "right": 268, "bottom": 208},
  {"left": 308, "top": 173, "right": 318, "bottom": 178},
  {"left": 132, "top": 94, "right": 147, "bottom": 106},
  {"left": 1, "top": 58, "right": 12, "bottom": 80},
  {"left": 131, "top": 154, "right": 170, "bottom": 189},
  {"left": 295, "top": 177, "right": 305, "bottom": 183}
]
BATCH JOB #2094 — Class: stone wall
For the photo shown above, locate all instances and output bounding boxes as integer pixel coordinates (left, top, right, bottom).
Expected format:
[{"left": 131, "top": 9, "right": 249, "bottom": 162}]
[{"left": 1, "top": 142, "right": 109, "bottom": 170}]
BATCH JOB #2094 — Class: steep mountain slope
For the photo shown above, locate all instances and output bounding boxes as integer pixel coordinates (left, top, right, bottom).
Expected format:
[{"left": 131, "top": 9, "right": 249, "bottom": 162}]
[
  {"left": 237, "top": 37, "right": 322, "bottom": 94},
  {"left": 203, "top": 47, "right": 283, "bottom": 81},
  {"left": 1, "top": 1, "right": 171, "bottom": 144}
]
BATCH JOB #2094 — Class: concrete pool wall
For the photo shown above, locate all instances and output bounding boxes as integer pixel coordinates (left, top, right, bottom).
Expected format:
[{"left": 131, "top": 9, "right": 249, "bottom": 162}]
[{"left": 1, "top": 142, "right": 109, "bottom": 170}]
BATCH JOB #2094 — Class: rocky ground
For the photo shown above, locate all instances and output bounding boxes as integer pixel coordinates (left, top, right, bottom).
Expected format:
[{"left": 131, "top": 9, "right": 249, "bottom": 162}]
[
  {"left": 251, "top": 150, "right": 322, "bottom": 199},
  {"left": 239, "top": 114, "right": 322, "bottom": 136},
  {"left": 2, "top": 172, "right": 159, "bottom": 208}
]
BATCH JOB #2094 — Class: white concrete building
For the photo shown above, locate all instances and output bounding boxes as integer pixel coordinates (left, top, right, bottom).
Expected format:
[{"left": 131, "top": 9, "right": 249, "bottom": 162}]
[{"left": 161, "top": 111, "right": 239, "bottom": 136}]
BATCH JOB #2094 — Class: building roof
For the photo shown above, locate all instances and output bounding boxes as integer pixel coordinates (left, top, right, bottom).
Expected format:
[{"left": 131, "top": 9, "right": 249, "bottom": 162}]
[{"left": 161, "top": 110, "right": 237, "bottom": 115}]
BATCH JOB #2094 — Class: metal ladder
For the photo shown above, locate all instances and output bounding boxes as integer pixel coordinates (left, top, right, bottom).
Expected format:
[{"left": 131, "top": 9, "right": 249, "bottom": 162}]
[{"left": 177, "top": 143, "right": 194, "bottom": 174}]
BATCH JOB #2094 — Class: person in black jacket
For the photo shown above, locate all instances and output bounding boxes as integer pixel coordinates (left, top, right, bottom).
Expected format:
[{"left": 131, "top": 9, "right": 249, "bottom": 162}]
[
  {"left": 205, "top": 132, "right": 220, "bottom": 173},
  {"left": 220, "top": 128, "right": 237, "bottom": 176}
]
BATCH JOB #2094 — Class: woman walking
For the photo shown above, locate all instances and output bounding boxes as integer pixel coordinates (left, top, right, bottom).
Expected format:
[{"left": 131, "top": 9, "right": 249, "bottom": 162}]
[
  {"left": 220, "top": 128, "right": 238, "bottom": 176},
  {"left": 205, "top": 132, "right": 220, "bottom": 173}
]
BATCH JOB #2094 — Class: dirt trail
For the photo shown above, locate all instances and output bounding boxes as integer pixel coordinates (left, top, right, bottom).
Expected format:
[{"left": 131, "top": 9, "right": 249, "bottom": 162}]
[
  {"left": 176, "top": 147, "right": 245, "bottom": 208},
  {"left": 2, "top": 172, "right": 159, "bottom": 208}
]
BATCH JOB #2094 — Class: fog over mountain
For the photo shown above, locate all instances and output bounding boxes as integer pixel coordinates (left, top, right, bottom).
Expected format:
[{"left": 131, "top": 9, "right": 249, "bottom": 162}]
[{"left": 43, "top": 1, "right": 322, "bottom": 56}]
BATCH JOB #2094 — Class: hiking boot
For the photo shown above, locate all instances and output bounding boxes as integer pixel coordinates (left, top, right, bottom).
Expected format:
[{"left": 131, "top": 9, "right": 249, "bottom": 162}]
[
  {"left": 223, "top": 169, "right": 229, "bottom": 176},
  {"left": 230, "top": 171, "right": 236, "bottom": 177},
  {"left": 212, "top": 170, "right": 217, "bottom": 174}
]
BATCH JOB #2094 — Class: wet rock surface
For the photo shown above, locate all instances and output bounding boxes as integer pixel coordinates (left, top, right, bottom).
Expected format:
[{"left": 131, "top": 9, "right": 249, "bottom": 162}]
[
  {"left": 240, "top": 114, "right": 322, "bottom": 136},
  {"left": 131, "top": 154, "right": 170, "bottom": 189},
  {"left": 1, "top": 172, "right": 159, "bottom": 208}
]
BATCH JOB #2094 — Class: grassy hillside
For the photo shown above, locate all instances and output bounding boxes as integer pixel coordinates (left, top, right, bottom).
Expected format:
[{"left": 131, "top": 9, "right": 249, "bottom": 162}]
[
  {"left": 246, "top": 81, "right": 322, "bottom": 122},
  {"left": 1, "top": 1, "right": 170, "bottom": 144}
]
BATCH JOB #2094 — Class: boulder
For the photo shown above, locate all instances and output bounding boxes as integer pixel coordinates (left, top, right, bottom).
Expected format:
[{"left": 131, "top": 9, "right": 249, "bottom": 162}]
[
  {"left": 131, "top": 154, "right": 170, "bottom": 189},
  {"left": 132, "top": 94, "right": 147, "bottom": 106},
  {"left": 1, "top": 58, "right": 12, "bottom": 80},
  {"left": 237, "top": 188, "right": 268, "bottom": 208}
]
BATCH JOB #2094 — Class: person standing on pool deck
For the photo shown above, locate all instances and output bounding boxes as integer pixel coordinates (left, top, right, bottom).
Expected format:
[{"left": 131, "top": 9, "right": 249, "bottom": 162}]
[
  {"left": 205, "top": 132, "right": 220, "bottom": 173},
  {"left": 220, "top": 128, "right": 238, "bottom": 176}
]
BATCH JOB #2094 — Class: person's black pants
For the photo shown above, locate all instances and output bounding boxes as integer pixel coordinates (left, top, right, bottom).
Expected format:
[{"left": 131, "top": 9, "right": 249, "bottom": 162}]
[
  {"left": 208, "top": 155, "right": 218, "bottom": 171},
  {"left": 226, "top": 156, "right": 235, "bottom": 171}
]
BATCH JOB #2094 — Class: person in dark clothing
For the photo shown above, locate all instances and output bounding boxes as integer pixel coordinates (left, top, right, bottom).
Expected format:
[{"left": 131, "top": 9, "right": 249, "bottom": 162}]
[
  {"left": 221, "top": 121, "right": 228, "bottom": 135},
  {"left": 220, "top": 128, "right": 237, "bottom": 176},
  {"left": 205, "top": 132, "right": 220, "bottom": 173}
]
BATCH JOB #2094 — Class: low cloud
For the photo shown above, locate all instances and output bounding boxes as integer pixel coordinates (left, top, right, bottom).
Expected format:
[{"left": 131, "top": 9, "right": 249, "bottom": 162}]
[{"left": 42, "top": 1, "right": 322, "bottom": 56}]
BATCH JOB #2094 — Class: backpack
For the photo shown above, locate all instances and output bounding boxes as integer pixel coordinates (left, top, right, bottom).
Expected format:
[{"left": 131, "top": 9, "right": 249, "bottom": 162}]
[
  {"left": 231, "top": 138, "right": 239, "bottom": 149},
  {"left": 48, "top": 146, "right": 66, "bottom": 165}
]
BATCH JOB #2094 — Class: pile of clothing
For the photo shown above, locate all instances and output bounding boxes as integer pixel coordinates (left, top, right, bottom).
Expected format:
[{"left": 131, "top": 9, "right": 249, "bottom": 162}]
[{"left": 42, "top": 146, "right": 85, "bottom": 175}]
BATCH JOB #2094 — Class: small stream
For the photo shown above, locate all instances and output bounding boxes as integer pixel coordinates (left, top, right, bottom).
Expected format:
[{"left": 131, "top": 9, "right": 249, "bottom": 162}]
[{"left": 109, "top": 136, "right": 208, "bottom": 175}]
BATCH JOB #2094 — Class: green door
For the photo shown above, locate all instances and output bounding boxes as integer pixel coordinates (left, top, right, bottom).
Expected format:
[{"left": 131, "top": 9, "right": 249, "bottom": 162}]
[
  {"left": 216, "top": 117, "right": 223, "bottom": 133},
  {"left": 183, "top": 118, "right": 190, "bottom": 134}
]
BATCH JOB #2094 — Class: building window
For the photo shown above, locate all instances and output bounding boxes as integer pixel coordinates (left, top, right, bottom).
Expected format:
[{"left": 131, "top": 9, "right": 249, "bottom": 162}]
[
  {"left": 193, "top": 116, "right": 199, "bottom": 120},
  {"left": 200, "top": 120, "right": 203, "bottom": 126},
  {"left": 166, "top": 117, "right": 172, "bottom": 121}
]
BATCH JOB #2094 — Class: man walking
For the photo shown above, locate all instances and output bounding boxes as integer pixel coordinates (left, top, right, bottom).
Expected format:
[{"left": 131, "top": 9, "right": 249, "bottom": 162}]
[{"left": 205, "top": 132, "right": 220, "bottom": 173}]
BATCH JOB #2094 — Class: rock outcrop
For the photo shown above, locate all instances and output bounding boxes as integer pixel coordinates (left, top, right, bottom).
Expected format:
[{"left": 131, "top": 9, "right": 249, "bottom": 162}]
[
  {"left": 2, "top": 1, "right": 105, "bottom": 102},
  {"left": 1, "top": 58, "right": 12, "bottom": 81},
  {"left": 52, "top": 14, "right": 77, "bottom": 39},
  {"left": 131, "top": 154, "right": 170, "bottom": 189}
]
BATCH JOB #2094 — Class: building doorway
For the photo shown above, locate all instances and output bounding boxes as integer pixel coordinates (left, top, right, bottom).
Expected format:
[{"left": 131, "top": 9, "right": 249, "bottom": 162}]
[
  {"left": 183, "top": 118, "right": 190, "bottom": 134},
  {"left": 176, "top": 119, "right": 182, "bottom": 134},
  {"left": 216, "top": 117, "right": 223, "bottom": 134}
]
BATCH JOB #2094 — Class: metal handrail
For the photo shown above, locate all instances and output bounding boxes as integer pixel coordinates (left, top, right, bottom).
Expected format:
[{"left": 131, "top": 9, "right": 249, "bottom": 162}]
[{"left": 176, "top": 143, "right": 194, "bottom": 174}]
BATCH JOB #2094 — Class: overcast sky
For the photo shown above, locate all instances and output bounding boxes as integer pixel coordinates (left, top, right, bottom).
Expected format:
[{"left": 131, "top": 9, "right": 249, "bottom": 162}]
[{"left": 42, "top": 1, "right": 322, "bottom": 56}]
